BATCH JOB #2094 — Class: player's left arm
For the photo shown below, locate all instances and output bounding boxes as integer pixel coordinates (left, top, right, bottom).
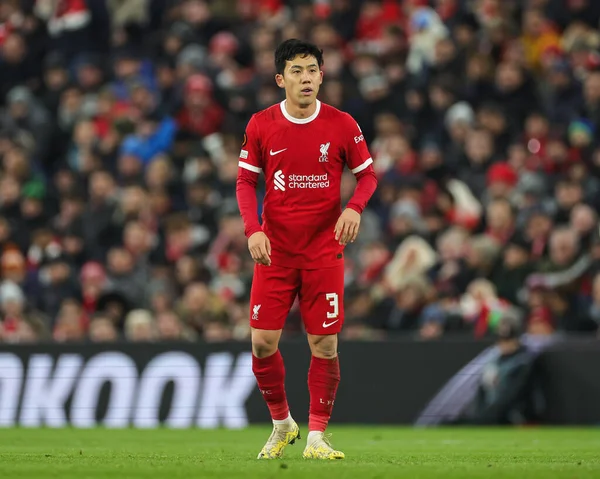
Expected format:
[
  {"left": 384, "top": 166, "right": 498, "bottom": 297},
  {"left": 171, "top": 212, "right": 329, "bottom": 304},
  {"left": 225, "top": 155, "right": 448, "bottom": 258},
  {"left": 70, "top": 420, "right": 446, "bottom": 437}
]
[{"left": 334, "top": 115, "right": 378, "bottom": 245}]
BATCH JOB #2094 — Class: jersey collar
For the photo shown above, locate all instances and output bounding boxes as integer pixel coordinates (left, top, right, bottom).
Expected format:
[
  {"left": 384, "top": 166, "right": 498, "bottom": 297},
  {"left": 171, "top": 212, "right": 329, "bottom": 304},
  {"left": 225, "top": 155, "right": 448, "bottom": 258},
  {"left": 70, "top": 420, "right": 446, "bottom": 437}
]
[{"left": 280, "top": 99, "right": 321, "bottom": 124}]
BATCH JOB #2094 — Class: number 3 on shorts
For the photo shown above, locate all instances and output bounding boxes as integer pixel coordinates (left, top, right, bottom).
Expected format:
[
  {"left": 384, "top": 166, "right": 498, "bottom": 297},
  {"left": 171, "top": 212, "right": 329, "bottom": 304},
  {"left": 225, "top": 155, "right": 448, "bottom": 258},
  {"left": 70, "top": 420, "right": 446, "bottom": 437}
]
[{"left": 326, "top": 293, "right": 339, "bottom": 319}]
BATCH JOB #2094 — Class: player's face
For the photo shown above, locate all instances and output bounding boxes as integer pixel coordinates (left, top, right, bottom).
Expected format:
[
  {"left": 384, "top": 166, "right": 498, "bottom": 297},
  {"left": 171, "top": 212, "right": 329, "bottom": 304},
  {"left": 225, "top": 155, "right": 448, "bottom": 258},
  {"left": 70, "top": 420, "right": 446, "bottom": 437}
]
[{"left": 276, "top": 54, "right": 323, "bottom": 107}]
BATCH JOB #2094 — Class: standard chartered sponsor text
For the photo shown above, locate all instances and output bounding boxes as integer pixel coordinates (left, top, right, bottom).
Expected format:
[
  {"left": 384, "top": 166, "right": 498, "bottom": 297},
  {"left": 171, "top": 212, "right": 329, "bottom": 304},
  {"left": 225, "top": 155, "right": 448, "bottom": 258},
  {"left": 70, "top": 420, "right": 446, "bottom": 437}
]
[{"left": 288, "top": 173, "right": 329, "bottom": 189}]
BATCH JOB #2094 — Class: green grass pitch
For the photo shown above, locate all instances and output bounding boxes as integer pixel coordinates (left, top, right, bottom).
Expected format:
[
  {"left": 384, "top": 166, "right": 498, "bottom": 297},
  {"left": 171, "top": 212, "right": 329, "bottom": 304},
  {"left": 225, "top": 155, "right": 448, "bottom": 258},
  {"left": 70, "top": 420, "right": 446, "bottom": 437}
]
[{"left": 0, "top": 426, "right": 599, "bottom": 478}]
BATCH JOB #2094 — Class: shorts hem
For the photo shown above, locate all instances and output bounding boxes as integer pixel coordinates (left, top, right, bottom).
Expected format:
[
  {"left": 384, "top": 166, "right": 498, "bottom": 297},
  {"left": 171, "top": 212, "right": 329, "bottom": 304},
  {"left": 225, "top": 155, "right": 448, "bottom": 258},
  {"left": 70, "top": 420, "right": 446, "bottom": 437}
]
[
  {"left": 304, "top": 326, "right": 343, "bottom": 336},
  {"left": 249, "top": 324, "right": 285, "bottom": 331}
]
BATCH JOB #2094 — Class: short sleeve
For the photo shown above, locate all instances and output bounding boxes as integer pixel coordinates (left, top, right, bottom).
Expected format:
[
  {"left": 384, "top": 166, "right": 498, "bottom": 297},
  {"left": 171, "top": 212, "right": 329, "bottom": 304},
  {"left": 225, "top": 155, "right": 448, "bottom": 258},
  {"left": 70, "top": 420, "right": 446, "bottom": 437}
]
[
  {"left": 342, "top": 114, "right": 373, "bottom": 175},
  {"left": 238, "top": 115, "right": 263, "bottom": 173}
]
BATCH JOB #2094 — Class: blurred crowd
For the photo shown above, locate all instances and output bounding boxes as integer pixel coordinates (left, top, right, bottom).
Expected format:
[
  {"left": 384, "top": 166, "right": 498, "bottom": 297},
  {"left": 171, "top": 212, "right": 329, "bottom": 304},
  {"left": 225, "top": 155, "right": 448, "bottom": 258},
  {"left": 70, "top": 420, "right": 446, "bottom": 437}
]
[{"left": 1, "top": 0, "right": 600, "bottom": 344}]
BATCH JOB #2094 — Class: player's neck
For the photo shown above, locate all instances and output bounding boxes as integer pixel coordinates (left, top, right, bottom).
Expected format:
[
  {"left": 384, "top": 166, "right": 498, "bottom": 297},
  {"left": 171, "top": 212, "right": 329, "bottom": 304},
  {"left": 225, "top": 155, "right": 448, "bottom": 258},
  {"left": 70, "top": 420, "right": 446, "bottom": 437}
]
[{"left": 283, "top": 99, "right": 317, "bottom": 119}]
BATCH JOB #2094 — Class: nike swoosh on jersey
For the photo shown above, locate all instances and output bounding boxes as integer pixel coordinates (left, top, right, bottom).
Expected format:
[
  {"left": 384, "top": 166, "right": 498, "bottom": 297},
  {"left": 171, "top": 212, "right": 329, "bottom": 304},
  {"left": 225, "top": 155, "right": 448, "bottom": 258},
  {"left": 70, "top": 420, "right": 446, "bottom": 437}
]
[
  {"left": 322, "top": 319, "right": 339, "bottom": 328},
  {"left": 270, "top": 148, "right": 287, "bottom": 156}
]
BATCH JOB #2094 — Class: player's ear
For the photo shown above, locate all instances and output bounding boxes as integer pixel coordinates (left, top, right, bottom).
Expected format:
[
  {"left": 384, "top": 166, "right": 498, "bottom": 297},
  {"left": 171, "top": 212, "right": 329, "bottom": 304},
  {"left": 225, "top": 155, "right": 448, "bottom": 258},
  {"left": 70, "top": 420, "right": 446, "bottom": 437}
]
[
  {"left": 319, "top": 70, "right": 323, "bottom": 84},
  {"left": 275, "top": 73, "right": 285, "bottom": 89}
]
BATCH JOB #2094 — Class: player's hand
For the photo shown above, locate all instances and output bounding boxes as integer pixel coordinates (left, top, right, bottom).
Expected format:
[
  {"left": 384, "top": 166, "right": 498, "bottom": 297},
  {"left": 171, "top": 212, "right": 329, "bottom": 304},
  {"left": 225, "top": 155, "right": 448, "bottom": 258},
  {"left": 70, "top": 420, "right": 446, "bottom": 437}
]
[
  {"left": 248, "top": 231, "right": 272, "bottom": 266},
  {"left": 334, "top": 208, "right": 361, "bottom": 245}
]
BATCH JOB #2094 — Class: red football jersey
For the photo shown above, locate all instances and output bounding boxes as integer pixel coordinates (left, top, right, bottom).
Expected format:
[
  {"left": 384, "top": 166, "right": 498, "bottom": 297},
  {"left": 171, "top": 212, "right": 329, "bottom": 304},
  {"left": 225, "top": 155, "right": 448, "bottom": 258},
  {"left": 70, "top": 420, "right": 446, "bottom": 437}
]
[{"left": 238, "top": 100, "right": 374, "bottom": 269}]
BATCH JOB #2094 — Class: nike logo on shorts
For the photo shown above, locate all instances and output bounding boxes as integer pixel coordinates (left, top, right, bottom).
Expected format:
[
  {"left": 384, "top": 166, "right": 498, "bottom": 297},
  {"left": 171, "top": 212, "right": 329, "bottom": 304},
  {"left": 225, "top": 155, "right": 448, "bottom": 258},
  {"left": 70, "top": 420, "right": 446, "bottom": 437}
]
[
  {"left": 322, "top": 319, "right": 339, "bottom": 328},
  {"left": 270, "top": 148, "right": 287, "bottom": 156}
]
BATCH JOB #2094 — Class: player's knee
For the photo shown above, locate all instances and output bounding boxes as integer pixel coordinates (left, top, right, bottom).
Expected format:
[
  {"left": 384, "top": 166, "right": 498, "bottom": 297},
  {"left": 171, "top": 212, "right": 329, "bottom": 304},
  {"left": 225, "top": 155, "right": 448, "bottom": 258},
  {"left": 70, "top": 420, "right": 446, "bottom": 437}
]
[
  {"left": 251, "top": 330, "right": 280, "bottom": 358},
  {"left": 308, "top": 334, "right": 338, "bottom": 359}
]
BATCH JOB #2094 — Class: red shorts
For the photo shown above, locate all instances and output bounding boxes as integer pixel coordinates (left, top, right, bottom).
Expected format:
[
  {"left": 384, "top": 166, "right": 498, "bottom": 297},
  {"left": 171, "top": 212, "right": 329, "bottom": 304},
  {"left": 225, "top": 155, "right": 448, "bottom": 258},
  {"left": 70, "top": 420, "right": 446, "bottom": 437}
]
[{"left": 249, "top": 263, "right": 344, "bottom": 335}]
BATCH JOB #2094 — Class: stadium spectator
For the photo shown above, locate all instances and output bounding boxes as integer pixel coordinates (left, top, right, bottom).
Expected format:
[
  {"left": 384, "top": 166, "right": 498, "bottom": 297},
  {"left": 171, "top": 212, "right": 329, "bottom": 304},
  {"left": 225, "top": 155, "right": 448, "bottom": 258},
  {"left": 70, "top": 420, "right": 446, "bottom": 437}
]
[
  {"left": 88, "top": 312, "right": 119, "bottom": 342},
  {"left": 124, "top": 308, "right": 157, "bottom": 341},
  {"left": 1, "top": 0, "right": 600, "bottom": 343},
  {"left": 156, "top": 310, "right": 196, "bottom": 341}
]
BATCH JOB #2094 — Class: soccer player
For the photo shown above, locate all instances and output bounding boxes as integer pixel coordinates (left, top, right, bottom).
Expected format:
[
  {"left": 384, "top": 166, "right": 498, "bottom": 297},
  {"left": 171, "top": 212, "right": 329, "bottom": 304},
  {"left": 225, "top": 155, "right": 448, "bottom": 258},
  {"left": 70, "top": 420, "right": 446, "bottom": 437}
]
[{"left": 236, "top": 39, "right": 377, "bottom": 460}]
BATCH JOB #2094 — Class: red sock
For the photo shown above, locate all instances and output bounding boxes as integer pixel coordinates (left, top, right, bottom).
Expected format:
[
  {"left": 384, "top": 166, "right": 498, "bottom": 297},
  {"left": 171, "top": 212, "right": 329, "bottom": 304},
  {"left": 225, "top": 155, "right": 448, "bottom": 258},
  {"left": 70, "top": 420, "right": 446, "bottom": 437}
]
[
  {"left": 308, "top": 356, "right": 340, "bottom": 432},
  {"left": 252, "top": 350, "right": 290, "bottom": 421}
]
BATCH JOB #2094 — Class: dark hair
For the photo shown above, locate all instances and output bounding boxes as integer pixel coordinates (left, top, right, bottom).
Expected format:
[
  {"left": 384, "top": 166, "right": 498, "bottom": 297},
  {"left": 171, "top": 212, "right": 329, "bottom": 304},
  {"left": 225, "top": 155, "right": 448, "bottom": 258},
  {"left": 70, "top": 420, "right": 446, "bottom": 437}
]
[{"left": 274, "top": 39, "right": 324, "bottom": 75}]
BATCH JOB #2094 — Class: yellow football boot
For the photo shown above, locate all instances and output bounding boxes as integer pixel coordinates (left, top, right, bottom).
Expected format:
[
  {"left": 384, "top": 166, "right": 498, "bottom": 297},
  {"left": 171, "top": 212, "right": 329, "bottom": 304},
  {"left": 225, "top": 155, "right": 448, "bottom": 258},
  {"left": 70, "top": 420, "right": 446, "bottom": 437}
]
[
  {"left": 256, "top": 420, "right": 300, "bottom": 459},
  {"left": 303, "top": 432, "right": 345, "bottom": 460}
]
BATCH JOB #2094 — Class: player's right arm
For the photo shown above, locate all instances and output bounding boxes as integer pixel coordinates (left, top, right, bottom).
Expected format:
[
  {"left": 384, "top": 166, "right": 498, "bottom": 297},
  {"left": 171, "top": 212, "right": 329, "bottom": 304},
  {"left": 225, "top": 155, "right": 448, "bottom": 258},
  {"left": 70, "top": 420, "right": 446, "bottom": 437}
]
[{"left": 235, "top": 115, "right": 272, "bottom": 266}]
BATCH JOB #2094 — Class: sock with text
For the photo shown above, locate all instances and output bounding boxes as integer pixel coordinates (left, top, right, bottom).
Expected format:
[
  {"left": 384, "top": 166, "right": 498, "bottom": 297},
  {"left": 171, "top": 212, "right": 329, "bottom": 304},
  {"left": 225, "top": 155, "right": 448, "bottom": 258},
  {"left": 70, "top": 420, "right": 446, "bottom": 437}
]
[
  {"left": 308, "top": 355, "right": 340, "bottom": 432},
  {"left": 252, "top": 350, "right": 290, "bottom": 421}
]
